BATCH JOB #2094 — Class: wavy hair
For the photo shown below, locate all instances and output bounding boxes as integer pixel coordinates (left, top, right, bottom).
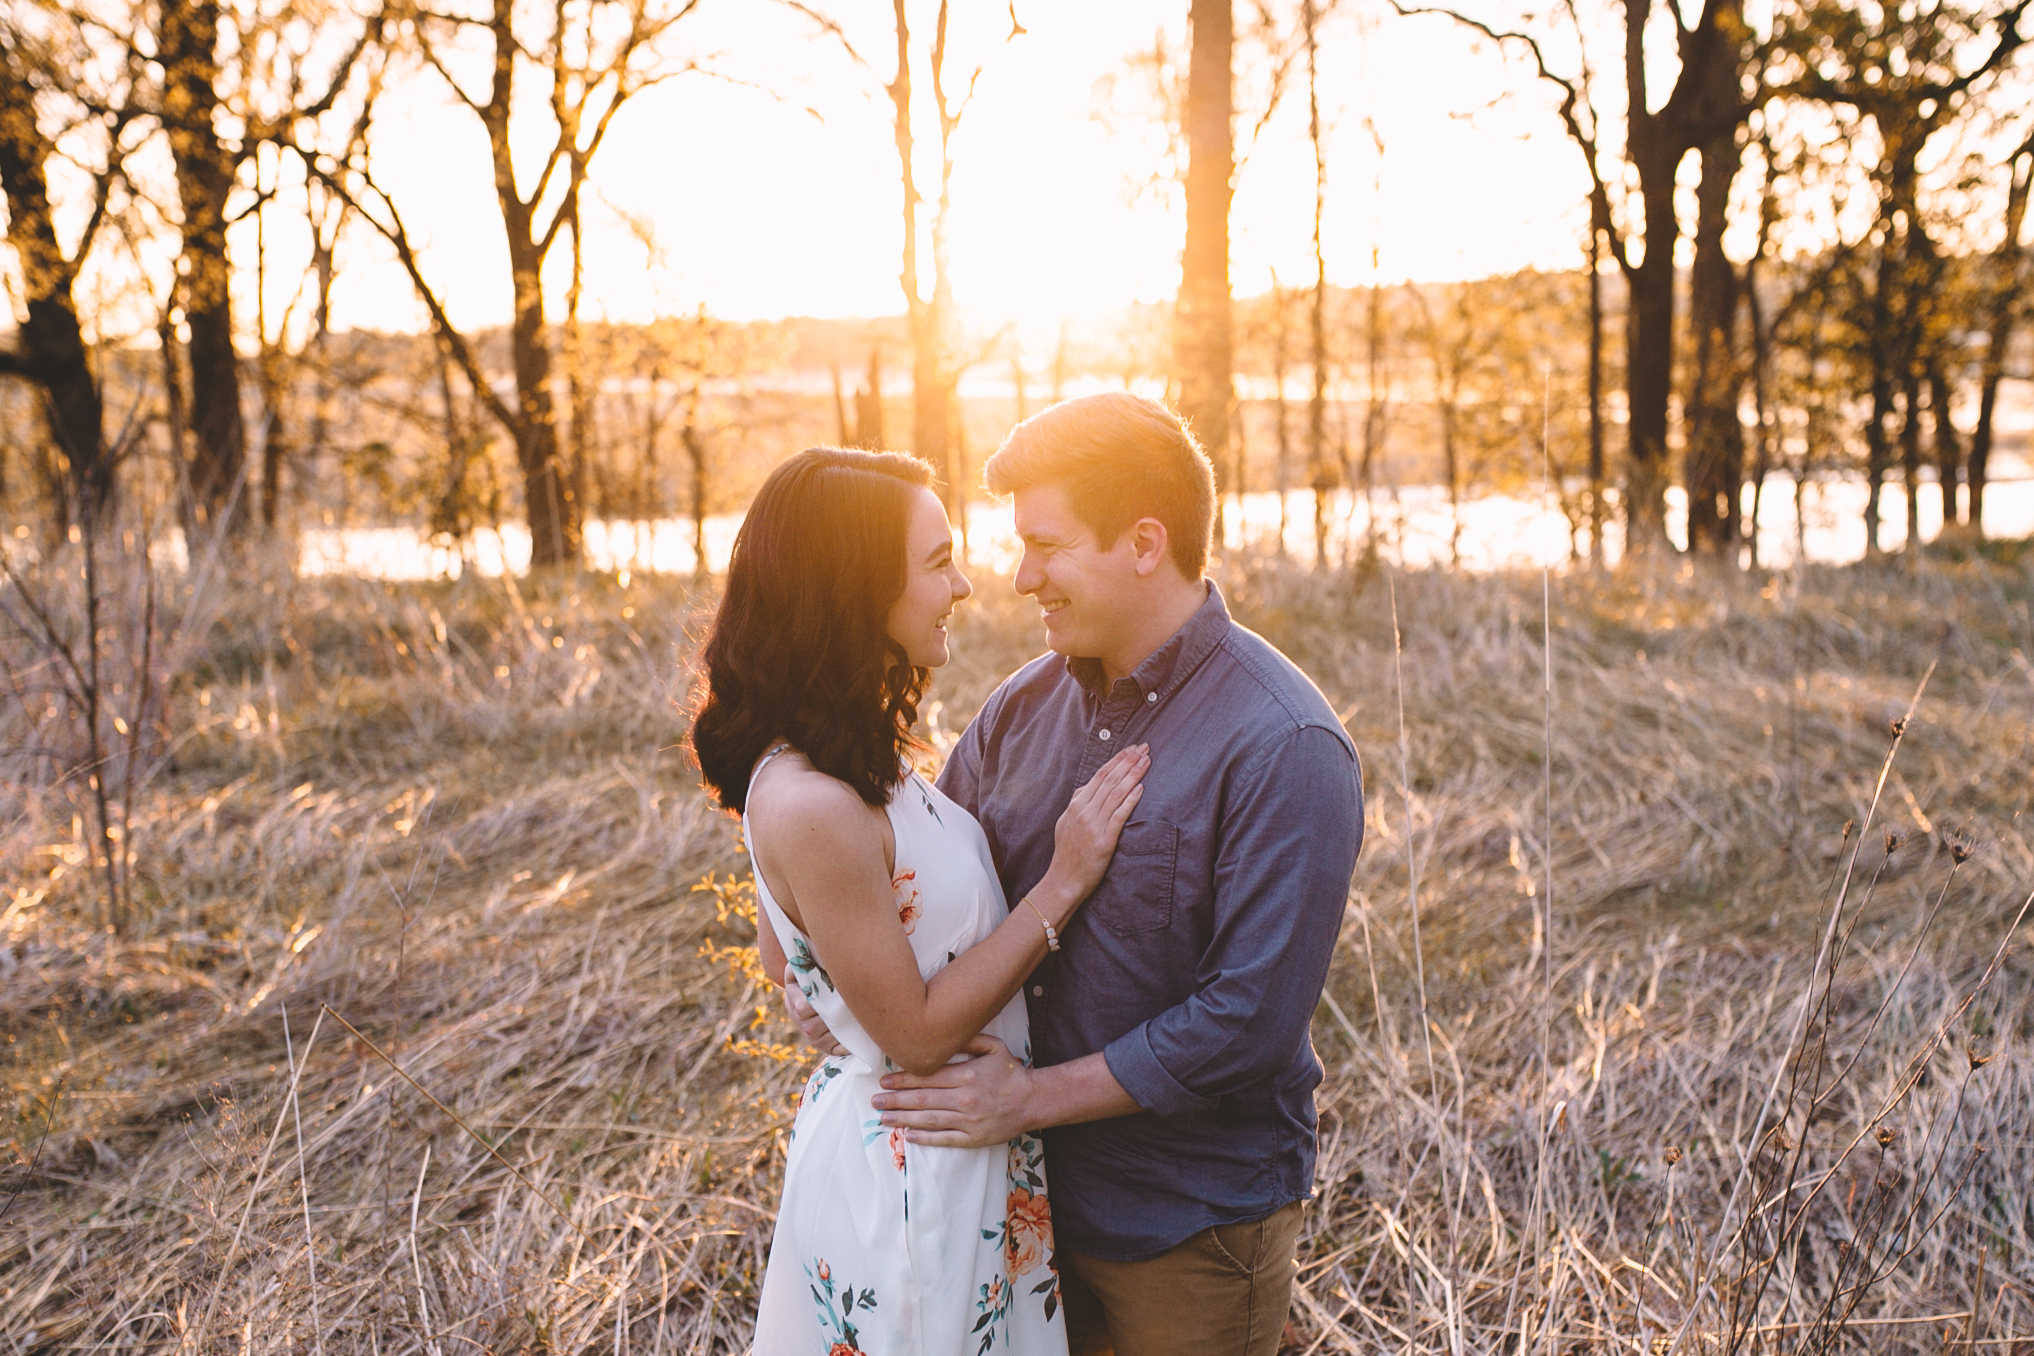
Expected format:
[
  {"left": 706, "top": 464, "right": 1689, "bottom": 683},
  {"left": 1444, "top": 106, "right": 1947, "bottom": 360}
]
[{"left": 691, "top": 447, "right": 936, "bottom": 812}]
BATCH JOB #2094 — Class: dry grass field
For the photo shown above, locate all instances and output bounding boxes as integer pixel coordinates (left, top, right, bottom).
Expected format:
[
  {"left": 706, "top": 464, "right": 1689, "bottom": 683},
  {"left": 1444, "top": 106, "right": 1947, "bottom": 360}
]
[{"left": 2, "top": 543, "right": 2031, "bottom": 1353}]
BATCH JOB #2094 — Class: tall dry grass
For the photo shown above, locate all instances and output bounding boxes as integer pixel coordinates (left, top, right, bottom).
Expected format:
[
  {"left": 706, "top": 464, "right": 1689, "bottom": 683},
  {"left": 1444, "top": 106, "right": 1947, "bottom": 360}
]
[{"left": 1, "top": 542, "right": 2030, "bottom": 1353}]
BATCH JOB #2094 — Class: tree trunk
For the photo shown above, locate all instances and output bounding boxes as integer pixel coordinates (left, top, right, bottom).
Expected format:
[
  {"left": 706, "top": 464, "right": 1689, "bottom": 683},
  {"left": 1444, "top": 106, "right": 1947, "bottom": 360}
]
[
  {"left": 1304, "top": 0, "right": 1330, "bottom": 570},
  {"left": 1863, "top": 244, "right": 1897, "bottom": 558},
  {"left": 1927, "top": 361, "right": 1962, "bottom": 528},
  {"left": 914, "top": 340, "right": 951, "bottom": 500},
  {"left": 565, "top": 198, "right": 594, "bottom": 540},
  {"left": 887, "top": 0, "right": 951, "bottom": 500},
  {"left": 1362, "top": 278, "right": 1385, "bottom": 555},
  {"left": 161, "top": 0, "right": 248, "bottom": 540},
  {"left": 1619, "top": 0, "right": 1748, "bottom": 553},
  {"left": 258, "top": 351, "right": 288, "bottom": 532},
  {"left": 855, "top": 346, "right": 885, "bottom": 449},
  {"left": 505, "top": 225, "right": 576, "bottom": 567},
  {"left": 1968, "top": 142, "right": 2031, "bottom": 539},
  {"left": 0, "top": 60, "right": 109, "bottom": 532},
  {"left": 1744, "top": 252, "right": 1777, "bottom": 567},
  {"left": 1272, "top": 284, "right": 1291, "bottom": 556},
  {"left": 1177, "top": 0, "right": 1234, "bottom": 509},
  {"left": 682, "top": 386, "right": 708, "bottom": 581},
  {"left": 1899, "top": 364, "right": 1924, "bottom": 552},
  {"left": 1442, "top": 391, "right": 1462, "bottom": 567},
  {"left": 159, "top": 304, "right": 189, "bottom": 511},
  {"left": 1586, "top": 222, "right": 1606, "bottom": 564},
  {"left": 1624, "top": 150, "right": 1679, "bottom": 553},
  {"left": 1684, "top": 130, "right": 1744, "bottom": 556}
]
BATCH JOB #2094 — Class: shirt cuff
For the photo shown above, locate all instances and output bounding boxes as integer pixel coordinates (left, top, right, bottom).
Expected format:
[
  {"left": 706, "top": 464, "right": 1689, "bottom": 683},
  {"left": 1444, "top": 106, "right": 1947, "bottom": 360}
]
[{"left": 1102, "top": 1024, "right": 1219, "bottom": 1118}]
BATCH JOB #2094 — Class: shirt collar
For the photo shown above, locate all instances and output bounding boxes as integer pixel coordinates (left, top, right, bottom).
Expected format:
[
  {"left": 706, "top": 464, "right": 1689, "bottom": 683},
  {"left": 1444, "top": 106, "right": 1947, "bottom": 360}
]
[{"left": 1066, "top": 580, "right": 1230, "bottom": 703}]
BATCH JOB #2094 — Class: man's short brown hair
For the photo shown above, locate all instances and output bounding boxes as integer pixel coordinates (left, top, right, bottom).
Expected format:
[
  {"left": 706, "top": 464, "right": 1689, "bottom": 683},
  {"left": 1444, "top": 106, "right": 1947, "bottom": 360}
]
[{"left": 983, "top": 392, "right": 1216, "bottom": 579}]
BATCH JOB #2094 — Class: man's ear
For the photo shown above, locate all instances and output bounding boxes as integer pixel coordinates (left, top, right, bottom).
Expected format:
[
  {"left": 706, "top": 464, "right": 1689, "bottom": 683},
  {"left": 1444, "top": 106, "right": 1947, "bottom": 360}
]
[{"left": 1128, "top": 517, "right": 1171, "bottom": 577}]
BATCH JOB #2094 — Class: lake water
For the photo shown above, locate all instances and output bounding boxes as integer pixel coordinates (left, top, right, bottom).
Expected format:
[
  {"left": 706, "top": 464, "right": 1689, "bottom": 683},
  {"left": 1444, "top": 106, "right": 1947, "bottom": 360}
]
[{"left": 294, "top": 465, "right": 2034, "bottom": 581}]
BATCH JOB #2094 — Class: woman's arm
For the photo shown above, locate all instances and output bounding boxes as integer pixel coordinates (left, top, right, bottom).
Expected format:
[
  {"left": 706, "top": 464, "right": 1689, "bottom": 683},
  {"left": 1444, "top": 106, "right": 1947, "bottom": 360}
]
[{"left": 756, "top": 748, "right": 1146, "bottom": 1076}]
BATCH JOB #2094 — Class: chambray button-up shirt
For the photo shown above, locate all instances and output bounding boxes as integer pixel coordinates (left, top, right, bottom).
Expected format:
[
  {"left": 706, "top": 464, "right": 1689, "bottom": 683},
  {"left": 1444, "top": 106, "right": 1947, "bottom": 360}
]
[{"left": 938, "top": 582, "right": 1363, "bottom": 1260}]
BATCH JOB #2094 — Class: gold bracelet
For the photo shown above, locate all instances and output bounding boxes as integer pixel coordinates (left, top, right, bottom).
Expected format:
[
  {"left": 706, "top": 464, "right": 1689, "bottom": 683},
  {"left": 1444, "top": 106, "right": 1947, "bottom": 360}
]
[{"left": 1021, "top": 895, "right": 1061, "bottom": 952}]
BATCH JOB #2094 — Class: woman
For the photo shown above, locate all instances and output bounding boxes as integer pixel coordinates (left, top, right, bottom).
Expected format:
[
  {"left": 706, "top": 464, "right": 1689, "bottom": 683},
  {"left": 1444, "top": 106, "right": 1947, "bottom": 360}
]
[{"left": 693, "top": 448, "right": 1146, "bottom": 1355}]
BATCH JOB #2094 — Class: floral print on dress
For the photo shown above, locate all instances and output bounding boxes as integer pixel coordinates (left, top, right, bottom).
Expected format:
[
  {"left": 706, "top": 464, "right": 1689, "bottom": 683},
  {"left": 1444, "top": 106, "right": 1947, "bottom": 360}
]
[
  {"left": 860, "top": 1117, "right": 906, "bottom": 1175},
  {"left": 805, "top": 1061, "right": 843, "bottom": 1106},
  {"left": 973, "top": 1273, "right": 1012, "bottom": 1352},
  {"left": 892, "top": 869, "right": 922, "bottom": 935},
  {"left": 980, "top": 1133, "right": 1061, "bottom": 1330},
  {"left": 789, "top": 936, "right": 834, "bottom": 994},
  {"left": 806, "top": 1257, "right": 876, "bottom": 1354}
]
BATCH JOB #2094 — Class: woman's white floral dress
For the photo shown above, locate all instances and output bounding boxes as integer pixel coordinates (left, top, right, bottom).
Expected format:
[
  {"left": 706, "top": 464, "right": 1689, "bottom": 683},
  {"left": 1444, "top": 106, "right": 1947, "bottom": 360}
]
[{"left": 747, "top": 752, "right": 1066, "bottom": 1356}]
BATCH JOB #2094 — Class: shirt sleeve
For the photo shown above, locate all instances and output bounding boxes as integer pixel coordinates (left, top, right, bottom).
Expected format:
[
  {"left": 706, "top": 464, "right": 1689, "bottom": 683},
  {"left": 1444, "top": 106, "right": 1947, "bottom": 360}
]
[
  {"left": 1102, "top": 723, "right": 1363, "bottom": 1117},
  {"left": 934, "top": 688, "right": 993, "bottom": 818}
]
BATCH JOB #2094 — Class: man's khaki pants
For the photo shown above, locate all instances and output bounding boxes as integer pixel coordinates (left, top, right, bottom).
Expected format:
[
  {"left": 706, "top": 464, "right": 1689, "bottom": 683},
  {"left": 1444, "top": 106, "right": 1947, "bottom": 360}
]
[{"left": 1059, "top": 1201, "right": 1303, "bottom": 1356}]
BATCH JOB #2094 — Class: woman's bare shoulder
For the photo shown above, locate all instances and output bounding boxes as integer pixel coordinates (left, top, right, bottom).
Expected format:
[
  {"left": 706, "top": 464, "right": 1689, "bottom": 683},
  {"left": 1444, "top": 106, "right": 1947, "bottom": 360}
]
[{"left": 747, "top": 755, "right": 884, "bottom": 847}]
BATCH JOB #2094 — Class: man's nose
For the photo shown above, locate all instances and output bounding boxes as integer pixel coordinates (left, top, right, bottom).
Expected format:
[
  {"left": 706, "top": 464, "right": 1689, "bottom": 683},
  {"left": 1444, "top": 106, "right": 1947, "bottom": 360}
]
[{"left": 1013, "top": 550, "right": 1041, "bottom": 594}]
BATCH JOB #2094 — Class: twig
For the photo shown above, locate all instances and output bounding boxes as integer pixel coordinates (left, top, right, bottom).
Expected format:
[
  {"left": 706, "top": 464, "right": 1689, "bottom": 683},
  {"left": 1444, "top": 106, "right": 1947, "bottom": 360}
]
[
  {"left": 321, "top": 1006, "right": 594, "bottom": 1243},
  {"left": 283, "top": 1006, "right": 326, "bottom": 1356},
  {"left": 192, "top": 1009, "right": 325, "bottom": 1352},
  {"left": 0, "top": 1073, "right": 65, "bottom": 1225}
]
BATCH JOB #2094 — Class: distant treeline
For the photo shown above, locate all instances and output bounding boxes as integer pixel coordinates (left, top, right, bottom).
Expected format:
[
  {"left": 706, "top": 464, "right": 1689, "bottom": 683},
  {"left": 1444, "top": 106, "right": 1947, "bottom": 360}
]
[{"left": 3, "top": 261, "right": 2028, "bottom": 570}]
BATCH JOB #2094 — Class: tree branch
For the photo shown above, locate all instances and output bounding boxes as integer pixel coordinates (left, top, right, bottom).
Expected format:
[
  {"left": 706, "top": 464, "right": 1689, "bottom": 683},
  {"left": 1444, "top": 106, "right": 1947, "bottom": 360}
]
[
  {"left": 773, "top": 0, "right": 874, "bottom": 71},
  {"left": 1390, "top": 1, "right": 1634, "bottom": 275},
  {"left": 305, "top": 154, "right": 519, "bottom": 435}
]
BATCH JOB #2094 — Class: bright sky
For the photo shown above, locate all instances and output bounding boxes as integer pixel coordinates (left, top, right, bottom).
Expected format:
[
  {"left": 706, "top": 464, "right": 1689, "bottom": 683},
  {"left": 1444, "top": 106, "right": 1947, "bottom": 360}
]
[{"left": 320, "top": 0, "right": 1593, "bottom": 343}]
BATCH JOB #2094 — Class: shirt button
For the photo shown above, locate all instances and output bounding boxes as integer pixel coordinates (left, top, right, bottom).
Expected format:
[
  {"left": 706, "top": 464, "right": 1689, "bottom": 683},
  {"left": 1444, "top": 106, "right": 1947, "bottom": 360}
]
[
  {"left": 1146, "top": 692, "right": 1157, "bottom": 702},
  {"left": 1098, "top": 728, "right": 1111, "bottom": 741},
  {"left": 1031, "top": 985, "right": 1045, "bottom": 997}
]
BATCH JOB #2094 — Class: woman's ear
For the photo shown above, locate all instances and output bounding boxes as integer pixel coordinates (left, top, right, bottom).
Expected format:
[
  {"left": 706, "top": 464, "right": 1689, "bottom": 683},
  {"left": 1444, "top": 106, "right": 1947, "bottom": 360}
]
[{"left": 1129, "top": 517, "right": 1171, "bottom": 577}]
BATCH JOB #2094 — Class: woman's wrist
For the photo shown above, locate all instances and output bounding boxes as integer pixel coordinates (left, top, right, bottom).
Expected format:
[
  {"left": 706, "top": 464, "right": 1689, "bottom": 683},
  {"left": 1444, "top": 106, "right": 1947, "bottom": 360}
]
[{"left": 1025, "top": 871, "right": 1084, "bottom": 927}]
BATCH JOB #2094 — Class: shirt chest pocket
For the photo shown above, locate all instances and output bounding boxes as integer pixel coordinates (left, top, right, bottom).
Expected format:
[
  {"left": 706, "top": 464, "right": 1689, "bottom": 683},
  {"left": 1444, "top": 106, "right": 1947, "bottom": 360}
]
[{"left": 1093, "top": 819, "right": 1179, "bottom": 936}]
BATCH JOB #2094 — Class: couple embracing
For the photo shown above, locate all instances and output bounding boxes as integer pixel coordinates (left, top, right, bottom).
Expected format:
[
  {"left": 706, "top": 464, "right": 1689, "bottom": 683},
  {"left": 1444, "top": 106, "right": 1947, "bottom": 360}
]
[{"left": 691, "top": 394, "right": 1364, "bottom": 1356}]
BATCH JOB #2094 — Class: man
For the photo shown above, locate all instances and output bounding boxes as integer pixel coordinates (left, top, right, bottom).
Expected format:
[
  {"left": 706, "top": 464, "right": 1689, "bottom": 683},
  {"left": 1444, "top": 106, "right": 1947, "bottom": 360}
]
[{"left": 794, "top": 392, "right": 1363, "bottom": 1355}]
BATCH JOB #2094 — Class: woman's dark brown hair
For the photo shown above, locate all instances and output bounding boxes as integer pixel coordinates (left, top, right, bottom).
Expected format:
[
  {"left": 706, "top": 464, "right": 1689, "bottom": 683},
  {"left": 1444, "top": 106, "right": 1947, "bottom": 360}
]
[{"left": 692, "top": 447, "right": 935, "bottom": 812}]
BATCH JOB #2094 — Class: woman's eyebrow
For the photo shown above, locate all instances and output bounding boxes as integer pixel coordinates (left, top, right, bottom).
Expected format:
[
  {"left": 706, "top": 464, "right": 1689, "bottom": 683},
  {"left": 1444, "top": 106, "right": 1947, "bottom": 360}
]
[{"left": 924, "top": 540, "right": 954, "bottom": 564}]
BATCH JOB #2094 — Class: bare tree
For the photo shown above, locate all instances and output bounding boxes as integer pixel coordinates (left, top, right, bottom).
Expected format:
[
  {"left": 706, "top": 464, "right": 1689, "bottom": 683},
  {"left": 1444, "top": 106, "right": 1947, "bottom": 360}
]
[
  {"left": 1177, "top": 0, "right": 1234, "bottom": 529},
  {"left": 157, "top": 0, "right": 251, "bottom": 538},
  {"left": 792, "top": 1, "right": 1022, "bottom": 513},
  {"left": 1771, "top": 0, "right": 2030, "bottom": 555},
  {"left": 1358, "top": 119, "right": 1389, "bottom": 558},
  {"left": 0, "top": 30, "right": 130, "bottom": 534},
  {"left": 1393, "top": 0, "right": 1756, "bottom": 552},
  {"left": 1302, "top": 0, "right": 1334, "bottom": 568},
  {"left": 1681, "top": 0, "right": 1751, "bottom": 556},
  {"left": 0, "top": 51, "right": 113, "bottom": 536},
  {"left": 1967, "top": 132, "right": 2033, "bottom": 537},
  {"left": 313, "top": 0, "right": 702, "bottom": 569}
]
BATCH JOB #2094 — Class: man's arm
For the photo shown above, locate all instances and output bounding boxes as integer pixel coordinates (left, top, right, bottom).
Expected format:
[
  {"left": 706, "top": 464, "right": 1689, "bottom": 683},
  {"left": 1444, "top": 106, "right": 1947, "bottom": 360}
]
[
  {"left": 878, "top": 723, "right": 1363, "bottom": 1146},
  {"left": 1103, "top": 724, "right": 1361, "bottom": 1113},
  {"left": 875, "top": 1042, "right": 1141, "bottom": 1147}
]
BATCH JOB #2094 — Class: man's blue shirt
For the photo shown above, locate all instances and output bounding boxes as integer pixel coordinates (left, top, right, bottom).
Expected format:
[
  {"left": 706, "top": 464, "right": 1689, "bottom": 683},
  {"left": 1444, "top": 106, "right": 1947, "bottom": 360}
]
[{"left": 937, "top": 582, "right": 1363, "bottom": 1260}]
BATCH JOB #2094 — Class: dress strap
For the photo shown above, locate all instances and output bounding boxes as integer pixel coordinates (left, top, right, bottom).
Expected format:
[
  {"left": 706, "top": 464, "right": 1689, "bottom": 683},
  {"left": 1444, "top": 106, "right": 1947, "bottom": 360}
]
[{"left": 749, "top": 742, "right": 793, "bottom": 797}]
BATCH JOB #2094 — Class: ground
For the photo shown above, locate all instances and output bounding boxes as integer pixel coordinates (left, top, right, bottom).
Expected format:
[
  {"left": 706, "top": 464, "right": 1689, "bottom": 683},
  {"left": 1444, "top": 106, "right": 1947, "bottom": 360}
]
[{"left": 2, "top": 546, "right": 2029, "bottom": 1352}]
